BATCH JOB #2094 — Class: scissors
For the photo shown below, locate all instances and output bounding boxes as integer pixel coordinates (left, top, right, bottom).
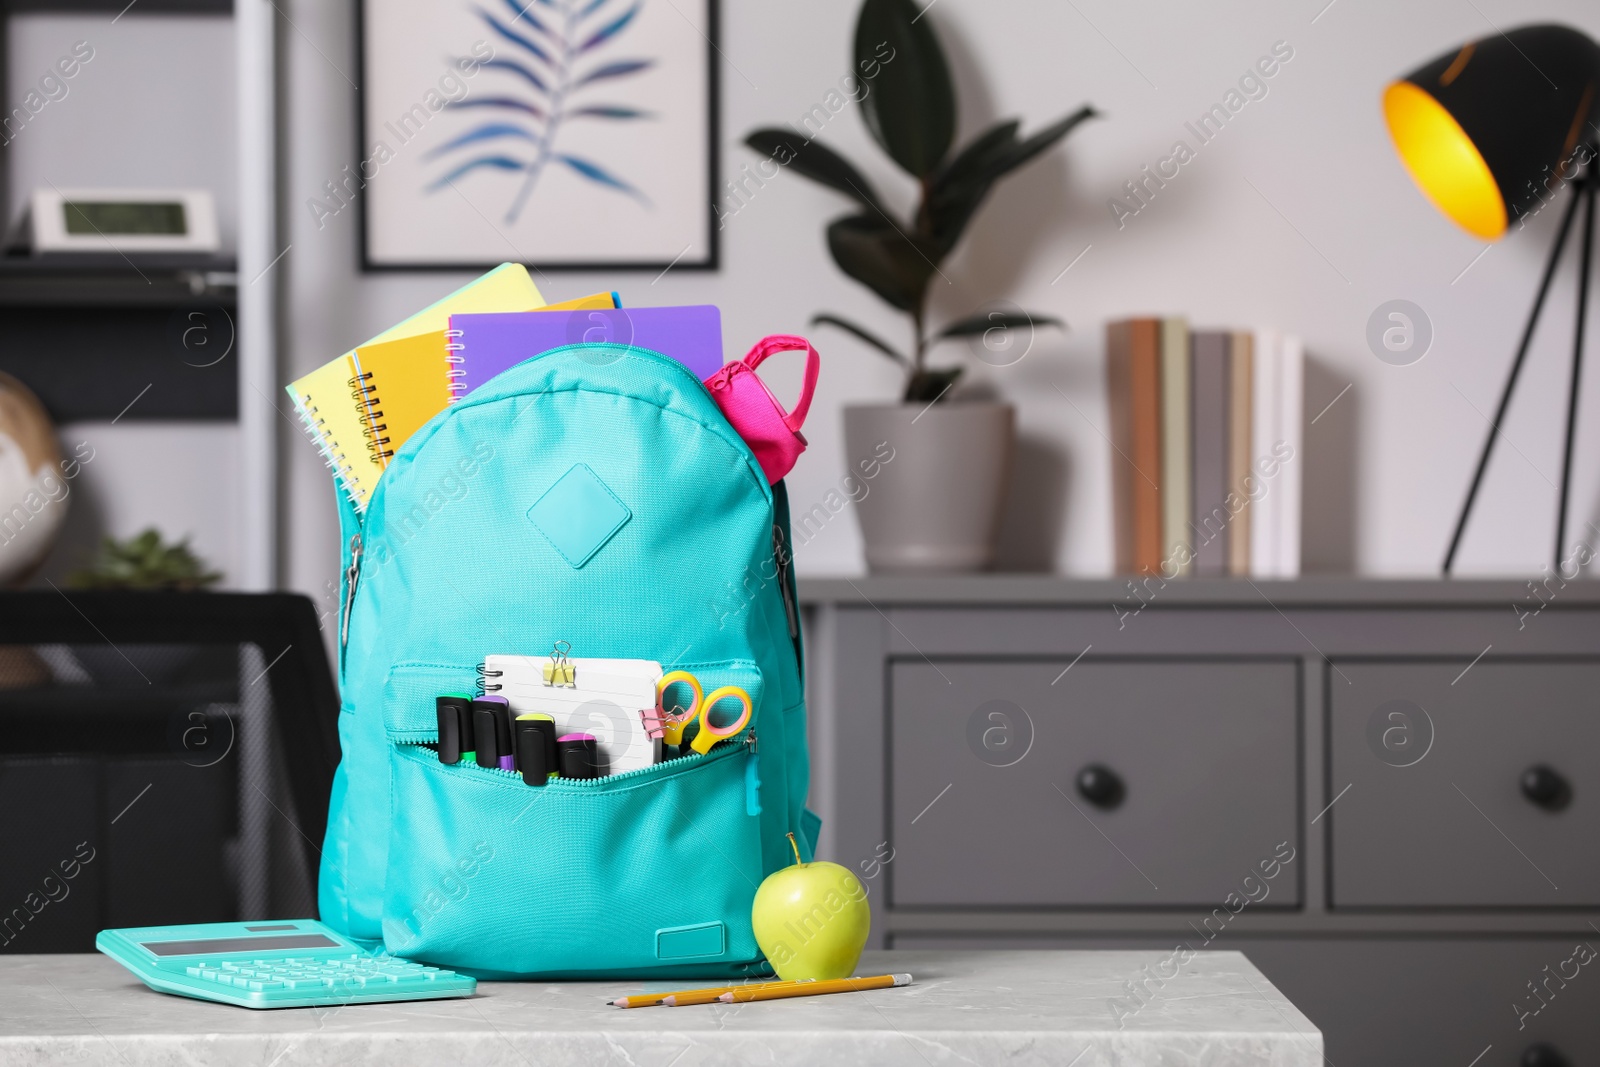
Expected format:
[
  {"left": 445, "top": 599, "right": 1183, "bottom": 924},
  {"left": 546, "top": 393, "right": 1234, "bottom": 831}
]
[{"left": 652, "top": 670, "right": 752, "bottom": 755}]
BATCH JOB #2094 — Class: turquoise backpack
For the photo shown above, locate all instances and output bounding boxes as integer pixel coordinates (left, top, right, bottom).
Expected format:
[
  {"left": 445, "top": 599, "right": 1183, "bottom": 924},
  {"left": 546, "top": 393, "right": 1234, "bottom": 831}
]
[{"left": 317, "top": 344, "right": 814, "bottom": 979}]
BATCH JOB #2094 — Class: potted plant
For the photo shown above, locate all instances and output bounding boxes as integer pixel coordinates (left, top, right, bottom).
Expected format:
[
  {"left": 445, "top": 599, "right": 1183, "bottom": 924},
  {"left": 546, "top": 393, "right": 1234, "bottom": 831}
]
[
  {"left": 69, "top": 528, "right": 222, "bottom": 591},
  {"left": 746, "top": 0, "right": 1094, "bottom": 571},
  {"left": 68, "top": 528, "right": 222, "bottom": 686}
]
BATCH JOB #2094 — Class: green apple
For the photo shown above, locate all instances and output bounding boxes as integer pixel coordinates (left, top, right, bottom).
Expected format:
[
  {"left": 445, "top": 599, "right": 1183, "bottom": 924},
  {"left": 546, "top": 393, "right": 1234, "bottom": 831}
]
[{"left": 752, "top": 833, "right": 870, "bottom": 981}]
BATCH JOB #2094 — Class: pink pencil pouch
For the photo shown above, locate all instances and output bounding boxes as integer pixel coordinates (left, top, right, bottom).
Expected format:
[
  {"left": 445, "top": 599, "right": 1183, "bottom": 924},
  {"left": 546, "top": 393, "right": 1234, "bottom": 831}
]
[{"left": 704, "top": 335, "right": 820, "bottom": 484}]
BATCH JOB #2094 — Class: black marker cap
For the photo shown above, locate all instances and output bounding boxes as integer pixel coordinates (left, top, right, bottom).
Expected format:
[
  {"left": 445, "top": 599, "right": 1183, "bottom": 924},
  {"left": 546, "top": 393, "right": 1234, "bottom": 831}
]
[
  {"left": 515, "top": 722, "right": 551, "bottom": 786},
  {"left": 557, "top": 733, "right": 600, "bottom": 780},
  {"left": 514, "top": 715, "right": 557, "bottom": 780},
  {"left": 474, "top": 696, "right": 513, "bottom": 755},
  {"left": 436, "top": 695, "right": 471, "bottom": 765},
  {"left": 473, "top": 706, "right": 501, "bottom": 767}
]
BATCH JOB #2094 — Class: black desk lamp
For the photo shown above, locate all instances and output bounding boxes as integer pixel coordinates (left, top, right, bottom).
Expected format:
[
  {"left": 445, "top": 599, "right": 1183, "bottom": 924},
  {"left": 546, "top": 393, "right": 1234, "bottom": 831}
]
[{"left": 1383, "top": 24, "right": 1600, "bottom": 574}]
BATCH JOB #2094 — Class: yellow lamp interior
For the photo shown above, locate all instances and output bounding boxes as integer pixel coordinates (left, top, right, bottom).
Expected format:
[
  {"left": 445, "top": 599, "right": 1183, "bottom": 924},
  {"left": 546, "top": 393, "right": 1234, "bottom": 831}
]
[{"left": 1383, "top": 80, "right": 1507, "bottom": 240}]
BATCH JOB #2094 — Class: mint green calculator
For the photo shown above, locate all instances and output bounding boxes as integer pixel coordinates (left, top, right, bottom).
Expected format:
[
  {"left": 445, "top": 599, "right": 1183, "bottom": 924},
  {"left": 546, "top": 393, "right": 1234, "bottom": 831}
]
[{"left": 96, "top": 920, "right": 476, "bottom": 1009}]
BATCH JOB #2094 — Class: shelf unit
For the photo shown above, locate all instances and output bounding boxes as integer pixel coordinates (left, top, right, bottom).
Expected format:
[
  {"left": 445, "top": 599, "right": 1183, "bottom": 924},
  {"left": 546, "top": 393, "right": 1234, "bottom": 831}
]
[
  {"left": 0, "top": 253, "right": 236, "bottom": 307},
  {"left": 0, "top": 0, "right": 278, "bottom": 585},
  {"left": 0, "top": 254, "right": 238, "bottom": 419},
  {"left": 0, "top": 0, "right": 241, "bottom": 422}
]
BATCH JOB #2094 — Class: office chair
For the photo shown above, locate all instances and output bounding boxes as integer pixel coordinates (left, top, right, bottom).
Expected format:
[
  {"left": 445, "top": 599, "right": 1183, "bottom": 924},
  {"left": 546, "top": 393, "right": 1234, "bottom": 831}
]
[{"left": 0, "top": 592, "right": 339, "bottom": 952}]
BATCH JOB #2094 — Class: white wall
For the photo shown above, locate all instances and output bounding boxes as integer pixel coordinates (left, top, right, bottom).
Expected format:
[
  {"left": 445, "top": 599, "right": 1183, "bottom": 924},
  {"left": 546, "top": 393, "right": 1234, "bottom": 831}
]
[{"left": 280, "top": 0, "right": 1600, "bottom": 606}]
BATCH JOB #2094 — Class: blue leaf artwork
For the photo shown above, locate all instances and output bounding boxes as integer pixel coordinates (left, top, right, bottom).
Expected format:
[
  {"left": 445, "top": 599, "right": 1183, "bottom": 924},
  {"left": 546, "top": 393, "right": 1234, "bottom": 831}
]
[{"left": 427, "top": 0, "right": 655, "bottom": 223}]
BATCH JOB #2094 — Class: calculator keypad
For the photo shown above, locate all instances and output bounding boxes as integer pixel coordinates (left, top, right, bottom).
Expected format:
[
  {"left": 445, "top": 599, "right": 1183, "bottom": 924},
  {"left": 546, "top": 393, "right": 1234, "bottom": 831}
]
[{"left": 182, "top": 954, "right": 448, "bottom": 997}]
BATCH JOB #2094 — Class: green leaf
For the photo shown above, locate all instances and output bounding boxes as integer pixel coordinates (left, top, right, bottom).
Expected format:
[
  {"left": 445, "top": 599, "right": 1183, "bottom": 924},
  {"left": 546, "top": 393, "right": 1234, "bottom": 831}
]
[
  {"left": 744, "top": 128, "right": 885, "bottom": 214},
  {"left": 825, "top": 213, "right": 939, "bottom": 313},
  {"left": 990, "top": 105, "right": 1098, "bottom": 178},
  {"left": 931, "top": 120, "right": 1020, "bottom": 193},
  {"left": 903, "top": 366, "right": 963, "bottom": 403},
  {"left": 925, "top": 106, "right": 1097, "bottom": 254},
  {"left": 924, "top": 120, "right": 1021, "bottom": 249},
  {"left": 933, "top": 309, "right": 1064, "bottom": 340},
  {"left": 855, "top": 0, "right": 955, "bottom": 178},
  {"left": 811, "top": 312, "right": 907, "bottom": 365}
]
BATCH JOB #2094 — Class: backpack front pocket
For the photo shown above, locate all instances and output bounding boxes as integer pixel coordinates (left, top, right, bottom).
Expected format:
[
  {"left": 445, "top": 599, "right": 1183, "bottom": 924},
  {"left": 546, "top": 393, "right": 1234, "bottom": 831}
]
[{"left": 378, "top": 663, "right": 769, "bottom": 979}]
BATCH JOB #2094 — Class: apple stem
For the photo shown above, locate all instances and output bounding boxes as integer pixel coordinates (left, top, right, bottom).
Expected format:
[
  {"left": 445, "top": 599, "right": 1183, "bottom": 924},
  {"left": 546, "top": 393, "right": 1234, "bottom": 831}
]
[{"left": 786, "top": 831, "right": 802, "bottom": 866}]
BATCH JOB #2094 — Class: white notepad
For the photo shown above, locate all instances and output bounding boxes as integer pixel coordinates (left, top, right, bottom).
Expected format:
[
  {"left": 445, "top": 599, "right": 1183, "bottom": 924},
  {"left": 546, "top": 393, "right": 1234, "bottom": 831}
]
[{"left": 484, "top": 654, "right": 662, "bottom": 774}]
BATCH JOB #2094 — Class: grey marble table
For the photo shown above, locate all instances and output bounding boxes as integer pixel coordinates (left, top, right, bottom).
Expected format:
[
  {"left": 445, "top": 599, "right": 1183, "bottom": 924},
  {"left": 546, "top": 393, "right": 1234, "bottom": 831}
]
[{"left": 0, "top": 949, "right": 1321, "bottom": 1065}]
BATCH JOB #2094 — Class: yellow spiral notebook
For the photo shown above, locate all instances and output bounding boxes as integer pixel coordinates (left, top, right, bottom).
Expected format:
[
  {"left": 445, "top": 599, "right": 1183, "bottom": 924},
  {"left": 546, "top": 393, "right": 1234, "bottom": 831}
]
[
  {"left": 286, "top": 262, "right": 546, "bottom": 510},
  {"left": 287, "top": 265, "right": 620, "bottom": 511},
  {"left": 352, "top": 290, "right": 617, "bottom": 468}
]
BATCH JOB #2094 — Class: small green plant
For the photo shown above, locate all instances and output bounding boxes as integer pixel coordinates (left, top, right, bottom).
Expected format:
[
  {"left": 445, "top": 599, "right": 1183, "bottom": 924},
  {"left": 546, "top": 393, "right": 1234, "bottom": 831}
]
[
  {"left": 69, "top": 528, "right": 222, "bottom": 591},
  {"left": 745, "top": 0, "right": 1096, "bottom": 402}
]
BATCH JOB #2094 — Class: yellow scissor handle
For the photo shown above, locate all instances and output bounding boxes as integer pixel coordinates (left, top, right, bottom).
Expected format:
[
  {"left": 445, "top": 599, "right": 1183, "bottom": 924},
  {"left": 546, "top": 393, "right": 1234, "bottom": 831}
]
[
  {"left": 690, "top": 686, "right": 752, "bottom": 755},
  {"left": 657, "top": 670, "right": 704, "bottom": 746}
]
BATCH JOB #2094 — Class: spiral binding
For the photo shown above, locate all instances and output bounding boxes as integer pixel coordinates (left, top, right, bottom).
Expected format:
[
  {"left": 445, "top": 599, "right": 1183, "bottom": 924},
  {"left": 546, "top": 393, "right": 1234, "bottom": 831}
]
[
  {"left": 293, "top": 397, "right": 366, "bottom": 511},
  {"left": 445, "top": 329, "right": 468, "bottom": 403},
  {"left": 476, "top": 661, "right": 503, "bottom": 696},
  {"left": 362, "top": 427, "right": 393, "bottom": 459},
  {"left": 348, "top": 371, "right": 394, "bottom": 460}
]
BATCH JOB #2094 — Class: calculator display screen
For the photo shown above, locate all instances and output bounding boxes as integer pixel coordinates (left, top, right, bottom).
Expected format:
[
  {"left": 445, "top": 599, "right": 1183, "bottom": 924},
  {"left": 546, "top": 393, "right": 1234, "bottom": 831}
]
[{"left": 140, "top": 934, "right": 339, "bottom": 957}]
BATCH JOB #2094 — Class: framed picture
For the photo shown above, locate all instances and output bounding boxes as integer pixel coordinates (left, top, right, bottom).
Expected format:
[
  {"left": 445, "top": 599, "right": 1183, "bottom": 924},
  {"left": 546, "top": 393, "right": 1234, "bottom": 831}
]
[{"left": 357, "top": 0, "right": 718, "bottom": 272}]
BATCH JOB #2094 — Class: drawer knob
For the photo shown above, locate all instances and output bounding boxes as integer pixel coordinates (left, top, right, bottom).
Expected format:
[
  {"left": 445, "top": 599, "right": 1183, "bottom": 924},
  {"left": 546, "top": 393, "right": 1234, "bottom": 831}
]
[
  {"left": 1521, "top": 1043, "right": 1569, "bottom": 1067},
  {"left": 1076, "top": 764, "right": 1125, "bottom": 810},
  {"left": 1520, "top": 765, "right": 1571, "bottom": 811}
]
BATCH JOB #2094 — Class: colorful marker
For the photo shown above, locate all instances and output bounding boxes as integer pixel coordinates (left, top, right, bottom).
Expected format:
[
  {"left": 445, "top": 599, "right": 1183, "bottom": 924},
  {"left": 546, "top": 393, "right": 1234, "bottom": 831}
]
[
  {"left": 436, "top": 694, "right": 472, "bottom": 765},
  {"left": 514, "top": 714, "right": 557, "bottom": 786},
  {"left": 472, "top": 696, "right": 513, "bottom": 770},
  {"left": 557, "top": 733, "right": 600, "bottom": 779}
]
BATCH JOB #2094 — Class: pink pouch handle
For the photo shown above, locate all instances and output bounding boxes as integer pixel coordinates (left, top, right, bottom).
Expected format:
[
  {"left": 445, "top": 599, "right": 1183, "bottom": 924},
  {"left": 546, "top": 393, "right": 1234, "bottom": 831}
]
[{"left": 740, "top": 334, "right": 819, "bottom": 433}]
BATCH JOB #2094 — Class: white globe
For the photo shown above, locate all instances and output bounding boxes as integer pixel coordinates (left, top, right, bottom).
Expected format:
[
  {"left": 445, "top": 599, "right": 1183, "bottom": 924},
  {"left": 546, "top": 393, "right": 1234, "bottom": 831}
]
[{"left": 0, "top": 373, "right": 66, "bottom": 586}]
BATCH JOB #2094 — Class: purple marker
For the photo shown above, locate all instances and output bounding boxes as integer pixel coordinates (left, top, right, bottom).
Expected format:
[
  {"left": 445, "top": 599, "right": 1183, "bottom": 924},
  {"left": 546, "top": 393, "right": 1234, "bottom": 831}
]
[{"left": 472, "top": 696, "right": 514, "bottom": 770}]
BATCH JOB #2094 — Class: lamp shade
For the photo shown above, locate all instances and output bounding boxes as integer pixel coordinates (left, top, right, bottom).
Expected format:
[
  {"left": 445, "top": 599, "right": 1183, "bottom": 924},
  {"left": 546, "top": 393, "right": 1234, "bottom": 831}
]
[{"left": 1384, "top": 24, "right": 1600, "bottom": 240}]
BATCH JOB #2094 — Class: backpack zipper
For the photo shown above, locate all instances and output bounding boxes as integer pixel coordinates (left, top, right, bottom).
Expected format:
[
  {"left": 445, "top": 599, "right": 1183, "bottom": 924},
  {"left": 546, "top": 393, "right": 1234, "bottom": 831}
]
[
  {"left": 403, "top": 732, "right": 752, "bottom": 790},
  {"left": 772, "top": 524, "right": 798, "bottom": 640},
  {"left": 341, "top": 533, "right": 362, "bottom": 649}
]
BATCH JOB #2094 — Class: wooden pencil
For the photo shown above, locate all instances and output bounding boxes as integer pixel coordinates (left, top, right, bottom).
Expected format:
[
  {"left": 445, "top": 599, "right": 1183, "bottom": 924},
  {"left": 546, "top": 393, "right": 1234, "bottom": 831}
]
[
  {"left": 717, "top": 973, "right": 912, "bottom": 1003},
  {"left": 610, "top": 978, "right": 786, "bottom": 1008}
]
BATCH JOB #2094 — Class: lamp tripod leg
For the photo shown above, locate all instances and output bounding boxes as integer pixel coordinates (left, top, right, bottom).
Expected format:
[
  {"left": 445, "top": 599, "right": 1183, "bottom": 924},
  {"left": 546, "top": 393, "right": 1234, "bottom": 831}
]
[
  {"left": 1442, "top": 179, "right": 1585, "bottom": 574},
  {"left": 1553, "top": 175, "right": 1596, "bottom": 572}
]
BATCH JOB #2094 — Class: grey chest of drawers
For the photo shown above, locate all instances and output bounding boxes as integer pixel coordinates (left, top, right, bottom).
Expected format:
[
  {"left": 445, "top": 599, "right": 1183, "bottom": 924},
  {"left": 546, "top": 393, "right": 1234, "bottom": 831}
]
[{"left": 800, "top": 577, "right": 1600, "bottom": 1067}]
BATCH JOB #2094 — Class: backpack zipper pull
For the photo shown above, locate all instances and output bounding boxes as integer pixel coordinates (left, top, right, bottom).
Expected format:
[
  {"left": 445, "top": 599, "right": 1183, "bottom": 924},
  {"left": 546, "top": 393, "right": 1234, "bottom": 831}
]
[
  {"left": 744, "top": 732, "right": 761, "bottom": 816},
  {"left": 772, "top": 524, "right": 798, "bottom": 640},
  {"left": 341, "top": 534, "right": 363, "bottom": 648}
]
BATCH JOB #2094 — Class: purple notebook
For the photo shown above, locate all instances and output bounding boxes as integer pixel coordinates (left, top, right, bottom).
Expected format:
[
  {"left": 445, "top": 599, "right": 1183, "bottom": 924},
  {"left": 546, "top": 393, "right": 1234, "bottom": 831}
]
[{"left": 447, "top": 305, "right": 723, "bottom": 401}]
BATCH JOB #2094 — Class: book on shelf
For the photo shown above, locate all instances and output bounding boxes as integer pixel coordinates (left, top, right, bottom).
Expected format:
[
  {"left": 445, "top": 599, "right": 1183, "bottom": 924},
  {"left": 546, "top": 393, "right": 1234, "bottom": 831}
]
[
  {"left": 1105, "top": 318, "right": 1164, "bottom": 575},
  {"left": 1190, "top": 330, "right": 1230, "bottom": 576},
  {"left": 1227, "top": 330, "right": 1253, "bottom": 578},
  {"left": 1105, "top": 316, "right": 1303, "bottom": 578},
  {"left": 1159, "top": 317, "right": 1191, "bottom": 578},
  {"left": 1277, "top": 335, "right": 1304, "bottom": 576}
]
